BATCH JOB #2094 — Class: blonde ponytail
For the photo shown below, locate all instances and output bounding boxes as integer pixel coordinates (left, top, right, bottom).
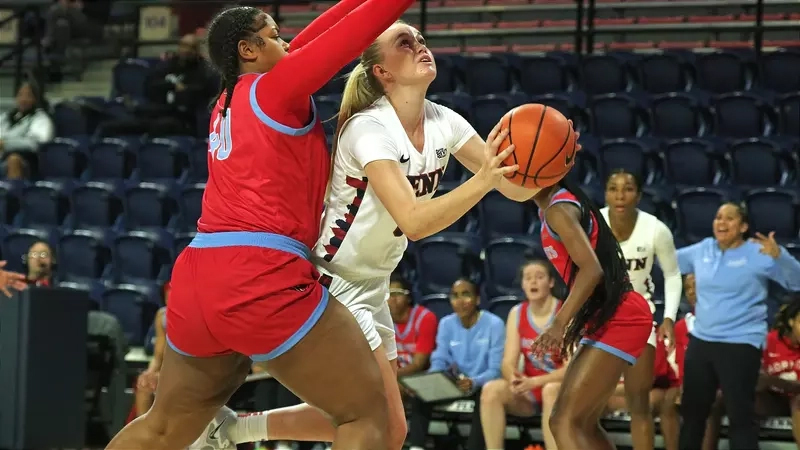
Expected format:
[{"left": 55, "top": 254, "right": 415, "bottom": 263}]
[{"left": 325, "top": 40, "right": 385, "bottom": 196}]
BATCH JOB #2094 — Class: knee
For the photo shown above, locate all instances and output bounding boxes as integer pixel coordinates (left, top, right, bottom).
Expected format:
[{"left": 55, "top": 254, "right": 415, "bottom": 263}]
[
  {"left": 541, "top": 382, "right": 562, "bottom": 406},
  {"left": 480, "top": 379, "right": 509, "bottom": 407},
  {"left": 625, "top": 385, "right": 652, "bottom": 415},
  {"left": 5, "top": 153, "right": 25, "bottom": 178},
  {"left": 548, "top": 404, "right": 579, "bottom": 435},
  {"left": 387, "top": 413, "right": 408, "bottom": 450}
]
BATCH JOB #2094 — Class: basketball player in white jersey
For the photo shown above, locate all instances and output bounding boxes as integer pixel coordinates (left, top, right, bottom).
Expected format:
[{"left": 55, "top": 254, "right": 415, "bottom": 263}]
[
  {"left": 189, "top": 21, "right": 573, "bottom": 450},
  {"left": 600, "top": 169, "right": 682, "bottom": 450}
]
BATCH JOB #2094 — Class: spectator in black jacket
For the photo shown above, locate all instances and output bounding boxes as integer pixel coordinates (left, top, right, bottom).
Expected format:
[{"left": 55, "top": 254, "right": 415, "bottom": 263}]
[{"left": 100, "top": 34, "right": 216, "bottom": 137}]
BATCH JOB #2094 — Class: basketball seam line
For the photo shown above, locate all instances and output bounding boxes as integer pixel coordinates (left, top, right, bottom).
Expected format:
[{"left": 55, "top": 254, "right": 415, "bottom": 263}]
[
  {"left": 520, "top": 106, "right": 548, "bottom": 188},
  {"left": 533, "top": 119, "right": 574, "bottom": 182}
]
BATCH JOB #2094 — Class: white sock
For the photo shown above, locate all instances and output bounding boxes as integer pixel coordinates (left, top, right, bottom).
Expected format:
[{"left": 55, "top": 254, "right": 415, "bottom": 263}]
[
  {"left": 409, "top": 447, "right": 425, "bottom": 450},
  {"left": 230, "top": 411, "right": 270, "bottom": 444}
]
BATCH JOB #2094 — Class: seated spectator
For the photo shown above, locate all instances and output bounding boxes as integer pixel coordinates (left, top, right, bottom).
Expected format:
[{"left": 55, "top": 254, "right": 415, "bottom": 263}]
[
  {"left": 133, "top": 281, "right": 169, "bottom": 417},
  {"left": 480, "top": 259, "right": 565, "bottom": 450},
  {"left": 0, "top": 80, "right": 55, "bottom": 179},
  {"left": 99, "top": 34, "right": 216, "bottom": 137},
  {"left": 607, "top": 336, "right": 681, "bottom": 450},
  {"left": 406, "top": 278, "right": 504, "bottom": 450},
  {"left": 678, "top": 203, "right": 800, "bottom": 450},
  {"left": 672, "top": 274, "right": 696, "bottom": 385},
  {"left": 25, "top": 240, "right": 55, "bottom": 286},
  {"left": 705, "top": 296, "right": 800, "bottom": 449},
  {"left": 389, "top": 273, "right": 438, "bottom": 380},
  {"left": 43, "top": 0, "right": 103, "bottom": 59}
]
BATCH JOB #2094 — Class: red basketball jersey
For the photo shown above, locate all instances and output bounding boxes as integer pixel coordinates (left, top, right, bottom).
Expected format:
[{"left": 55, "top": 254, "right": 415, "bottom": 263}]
[
  {"left": 539, "top": 188, "right": 599, "bottom": 285},
  {"left": 394, "top": 305, "right": 438, "bottom": 369},
  {"left": 200, "top": 74, "right": 330, "bottom": 249},
  {"left": 519, "top": 301, "right": 564, "bottom": 377},
  {"left": 762, "top": 329, "right": 800, "bottom": 395}
]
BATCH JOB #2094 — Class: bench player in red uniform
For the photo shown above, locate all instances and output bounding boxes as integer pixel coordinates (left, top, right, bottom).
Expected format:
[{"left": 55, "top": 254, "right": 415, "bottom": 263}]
[
  {"left": 529, "top": 178, "right": 653, "bottom": 450},
  {"left": 105, "top": 2, "right": 415, "bottom": 449}
]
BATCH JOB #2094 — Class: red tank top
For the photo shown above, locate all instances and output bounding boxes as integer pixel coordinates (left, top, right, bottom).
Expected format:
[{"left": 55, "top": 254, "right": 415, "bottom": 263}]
[
  {"left": 538, "top": 188, "right": 599, "bottom": 286},
  {"left": 199, "top": 75, "right": 329, "bottom": 249},
  {"left": 519, "top": 301, "right": 564, "bottom": 377},
  {"left": 762, "top": 329, "right": 800, "bottom": 396},
  {"left": 395, "top": 305, "right": 436, "bottom": 368}
]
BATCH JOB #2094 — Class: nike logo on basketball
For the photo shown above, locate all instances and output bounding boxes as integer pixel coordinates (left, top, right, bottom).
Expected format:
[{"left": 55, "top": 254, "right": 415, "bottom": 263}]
[
  {"left": 564, "top": 139, "right": 576, "bottom": 166},
  {"left": 399, "top": 155, "right": 410, "bottom": 163},
  {"left": 209, "top": 418, "right": 226, "bottom": 440}
]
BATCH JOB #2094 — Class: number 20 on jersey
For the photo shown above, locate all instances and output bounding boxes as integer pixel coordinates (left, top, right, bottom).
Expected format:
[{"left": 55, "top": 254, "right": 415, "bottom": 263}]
[{"left": 209, "top": 112, "right": 233, "bottom": 161}]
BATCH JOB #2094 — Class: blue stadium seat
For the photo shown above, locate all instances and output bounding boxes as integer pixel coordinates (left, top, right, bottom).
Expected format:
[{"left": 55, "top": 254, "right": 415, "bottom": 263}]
[
  {"left": 518, "top": 55, "right": 575, "bottom": 95},
  {"left": 759, "top": 49, "right": 800, "bottom": 94},
  {"left": 785, "top": 242, "right": 800, "bottom": 261},
  {"left": 637, "top": 53, "right": 691, "bottom": 94},
  {"left": 137, "top": 138, "right": 189, "bottom": 182},
  {"left": 484, "top": 237, "right": 543, "bottom": 297},
  {"left": 695, "top": 51, "right": 753, "bottom": 94},
  {"left": 675, "top": 187, "right": 730, "bottom": 243},
  {"left": 727, "top": 138, "right": 789, "bottom": 186},
  {"left": 712, "top": 92, "right": 776, "bottom": 138},
  {"left": 2, "top": 228, "right": 50, "bottom": 274},
  {"left": 463, "top": 55, "right": 512, "bottom": 95},
  {"left": 598, "top": 139, "right": 655, "bottom": 184},
  {"left": 88, "top": 138, "right": 136, "bottom": 181},
  {"left": 640, "top": 187, "right": 676, "bottom": 229},
  {"left": 650, "top": 92, "right": 710, "bottom": 138},
  {"left": 478, "top": 190, "right": 535, "bottom": 243},
  {"left": 744, "top": 188, "right": 799, "bottom": 242},
  {"left": 51, "top": 102, "right": 88, "bottom": 137},
  {"left": 662, "top": 138, "right": 722, "bottom": 186},
  {"left": 37, "top": 138, "right": 87, "bottom": 181},
  {"left": 19, "top": 181, "right": 69, "bottom": 228},
  {"left": 0, "top": 182, "right": 20, "bottom": 225},
  {"left": 530, "top": 93, "right": 589, "bottom": 133},
  {"left": 441, "top": 161, "right": 462, "bottom": 185},
  {"left": 415, "top": 233, "right": 481, "bottom": 295},
  {"left": 589, "top": 93, "right": 648, "bottom": 138},
  {"left": 580, "top": 54, "right": 632, "bottom": 95},
  {"left": 101, "top": 283, "right": 160, "bottom": 345},
  {"left": 428, "top": 54, "right": 458, "bottom": 94},
  {"left": 778, "top": 93, "right": 799, "bottom": 137},
  {"left": 179, "top": 184, "right": 205, "bottom": 232},
  {"left": 58, "top": 229, "right": 110, "bottom": 282},
  {"left": 471, "top": 95, "right": 512, "bottom": 138},
  {"left": 418, "top": 293, "right": 453, "bottom": 320},
  {"left": 124, "top": 183, "right": 177, "bottom": 230},
  {"left": 487, "top": 296, "right": 521, "bottom": 322},
  {"left": 187, "top": 140, "right": 209, "bottom": 182},
  {"left": 112, "top": 59, "right": 152, "bottom": 101},
  {"left": 70, "top": 182, "right": 123, "bottom": 230},
  {"left": 112, "top": 231, "right": 171, "bottom": 282}
]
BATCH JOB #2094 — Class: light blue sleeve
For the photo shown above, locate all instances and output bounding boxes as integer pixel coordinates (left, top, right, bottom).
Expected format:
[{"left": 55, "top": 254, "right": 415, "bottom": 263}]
[
  {"left": 471, "top": 316, "right": 505, "bottom": 387},
  {"left": 677, "top": 239, "right": 704, "bottom": 275},
  {"left": 429, "top": 317, "right": 451, "bottom": 372},
  {"left": 766, "top": 247, "right": 800, "bottom": 291}
]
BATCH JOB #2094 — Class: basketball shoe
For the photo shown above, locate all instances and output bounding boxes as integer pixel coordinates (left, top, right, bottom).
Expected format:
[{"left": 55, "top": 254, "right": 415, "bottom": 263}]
[{"left": 188, "top": 406, "right": 237, "bottom": 450}]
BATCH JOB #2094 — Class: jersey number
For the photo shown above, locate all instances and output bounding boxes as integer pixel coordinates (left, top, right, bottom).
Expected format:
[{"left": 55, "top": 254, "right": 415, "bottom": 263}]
[{"left": 209, "top": 112, "right": 233, "bottom": 161}]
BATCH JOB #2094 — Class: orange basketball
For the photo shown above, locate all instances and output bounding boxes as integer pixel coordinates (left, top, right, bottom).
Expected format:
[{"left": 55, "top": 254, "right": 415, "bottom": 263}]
[{"left": 497, "top": 103, "right": 577, "bottom": 189}]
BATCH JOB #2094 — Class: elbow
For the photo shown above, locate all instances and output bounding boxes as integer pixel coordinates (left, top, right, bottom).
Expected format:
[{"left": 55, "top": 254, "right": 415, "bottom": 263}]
[
  {"left": 398, "top": 221, "right": 429, "bottom": 242},
  {"left": 588, "top": 263, "right": 604, "bottom": 285}
]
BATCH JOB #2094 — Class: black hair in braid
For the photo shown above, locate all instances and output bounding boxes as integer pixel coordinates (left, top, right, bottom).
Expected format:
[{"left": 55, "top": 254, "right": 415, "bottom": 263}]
[
  {"left": 773, "top": 297, "right": 800, "bottom": 339},
  {"left": 559, "top": 177, "right": 632, "bottom": 356},
  {"left": 206, "top": 6, "right": 267, "bottom": 117}
]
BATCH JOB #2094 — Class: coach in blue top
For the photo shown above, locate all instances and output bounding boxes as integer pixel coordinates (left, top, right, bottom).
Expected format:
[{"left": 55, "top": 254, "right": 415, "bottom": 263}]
[
  {"left": 677, "top": 202, "right": 800, "bottom": 450},
  {"left": 406, "top": 278, "right": 505, "bottom": 450}
]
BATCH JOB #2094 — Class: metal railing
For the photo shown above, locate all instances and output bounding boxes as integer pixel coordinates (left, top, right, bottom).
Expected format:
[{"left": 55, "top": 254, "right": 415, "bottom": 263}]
[{"left": 0, "top": 0, "right": 46, "bottom": 91}]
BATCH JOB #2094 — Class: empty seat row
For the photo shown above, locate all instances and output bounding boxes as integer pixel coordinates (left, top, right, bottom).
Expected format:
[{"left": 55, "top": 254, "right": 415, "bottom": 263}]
[
  {"left": 0, "top": 180, "right": 204, "bottom": 232},
  {"left": 311, "top": 50, "right": 800, "bottom": 97}
]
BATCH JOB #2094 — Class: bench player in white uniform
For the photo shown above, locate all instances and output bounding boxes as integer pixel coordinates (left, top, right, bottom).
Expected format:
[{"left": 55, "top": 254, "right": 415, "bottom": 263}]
[
  {"left": 601, "top": 169, "right": 682, "bottom": 450},
  {"left": 189, "top": 21, "right": 559, "bottom": 450}
]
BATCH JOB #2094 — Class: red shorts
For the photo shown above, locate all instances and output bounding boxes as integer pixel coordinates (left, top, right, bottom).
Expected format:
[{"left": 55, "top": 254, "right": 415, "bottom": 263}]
[
  {"left": 166, "top": 233, "right": 328, "bottom": 361},
  {"left": 581, "top": 290, "right": 653, "bottom": 365}
]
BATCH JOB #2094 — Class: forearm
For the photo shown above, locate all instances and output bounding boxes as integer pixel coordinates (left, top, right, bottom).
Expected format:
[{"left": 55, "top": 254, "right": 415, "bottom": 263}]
[{"left": 403, "top": 175, "right": 490, "bottom": 240}]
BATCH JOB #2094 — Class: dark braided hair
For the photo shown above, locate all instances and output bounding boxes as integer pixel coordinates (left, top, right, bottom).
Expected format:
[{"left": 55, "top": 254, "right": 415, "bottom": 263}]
[
  {"left": 206, "top": 6, "right": 267, "bottom": 117},
  {"left": 605, "top": 168, "right": 643, "bottom": 194},
  {"left": 559, "top": 177, "right": 633, "bottom": 355},
  {"left": 773, "top": 297, "right": 800, "bottom": 339}
]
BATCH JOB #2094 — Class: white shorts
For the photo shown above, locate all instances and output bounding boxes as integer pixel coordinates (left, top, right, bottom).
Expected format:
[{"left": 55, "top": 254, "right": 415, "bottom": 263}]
[
  {"left": 326, "top": 274, "right": 397, "bottom": 361},
  {"left": 647, "top": 323, "right": 657, "bottom": 348}
]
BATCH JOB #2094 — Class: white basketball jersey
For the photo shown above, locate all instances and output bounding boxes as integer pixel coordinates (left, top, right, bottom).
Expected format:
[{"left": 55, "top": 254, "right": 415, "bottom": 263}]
[
  {"left": 312, "top": 97, "right": 476, "bottom": 280},
  {"left": 600, "top": 208, "right": 670, "bottom": 306}
]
